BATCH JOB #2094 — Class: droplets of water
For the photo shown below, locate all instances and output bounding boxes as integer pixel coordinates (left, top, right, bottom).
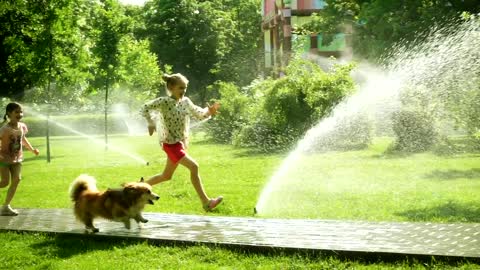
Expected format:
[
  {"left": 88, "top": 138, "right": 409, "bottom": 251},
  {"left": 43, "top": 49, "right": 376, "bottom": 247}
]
[
  {"left": 255, "top": 15, "right": 480, "bottom": 216},
  {"left": 24, "top": 107, "right": 148, "bottom": 165}
]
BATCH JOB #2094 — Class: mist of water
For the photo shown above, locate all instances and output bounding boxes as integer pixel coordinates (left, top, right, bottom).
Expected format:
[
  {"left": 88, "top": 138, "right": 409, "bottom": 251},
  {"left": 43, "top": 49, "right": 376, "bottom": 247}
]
[
  {"left": 25, "top": 107, "right": 148, "bottom": 165},
  {"left": 111, "top": 103, "right": 147, "bottom": 136},
  {"left": 24, "top": 102, "right": 211, "bottom": 165},
  {"left": 255, "top": 16, "right": 480, "bottom": 216}
]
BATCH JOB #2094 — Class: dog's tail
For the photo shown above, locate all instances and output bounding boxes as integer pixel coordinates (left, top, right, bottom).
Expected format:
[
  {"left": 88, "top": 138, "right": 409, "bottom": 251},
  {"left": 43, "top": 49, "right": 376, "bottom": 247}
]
[{"left": 69, "top": 174, "right": 98, "bottom": 202}]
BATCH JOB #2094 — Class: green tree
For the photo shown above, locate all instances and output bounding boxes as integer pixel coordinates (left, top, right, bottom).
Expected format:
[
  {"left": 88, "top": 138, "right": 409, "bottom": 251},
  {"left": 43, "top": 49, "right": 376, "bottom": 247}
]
[
  {"left": 1, "top": 0, "right": 89, "bottom": 101},
  {"left": 117, "top": 35, "right": 162, "bottom": 103},
  {"left": 142, "top": 0, "right": 262, "bottom": 102},
  {"left": 304, "top": 0, "right": 480, "bottom": 60},
  {"left": 0, "top": 0, "right": 35, "bottom": 99},
  {"left": 143, "top": 0, "right": 228, "bottom": 101},
  {"left": 1, "top": 0, "right": 97, "bottom": 106},
  {"left": 208, "top": 0, "right": 263, "bottom": 89},
  {"left": 89, "top": 0, "right": 130, "bottom": 149},
  {"left": 0, "top": 0, "right": 96, "bottom": 161}
]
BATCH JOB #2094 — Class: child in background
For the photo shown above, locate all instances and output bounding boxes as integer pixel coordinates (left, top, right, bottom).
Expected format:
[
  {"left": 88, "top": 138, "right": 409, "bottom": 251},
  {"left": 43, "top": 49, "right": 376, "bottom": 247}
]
[
  {"left": 0, "top": 102, "right": 39, "bottom": 216},
  {"left": 141, "top": 73, "right": 222, "bottom": 211}
]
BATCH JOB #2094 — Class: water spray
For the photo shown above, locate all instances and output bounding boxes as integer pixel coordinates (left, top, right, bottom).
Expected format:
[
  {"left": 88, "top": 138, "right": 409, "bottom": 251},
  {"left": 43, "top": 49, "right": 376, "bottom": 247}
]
[
  {"left": 25, "top": 107, "right": 149, "bottom": 165},
  {"left": 254, "top": 16, "right": 480, "bottom": 216}
]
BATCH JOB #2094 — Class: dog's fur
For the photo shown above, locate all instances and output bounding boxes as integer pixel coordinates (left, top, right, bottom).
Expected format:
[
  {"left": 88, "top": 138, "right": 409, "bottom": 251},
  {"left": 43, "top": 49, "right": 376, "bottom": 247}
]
[{"left": 69, "top": 174, "right": 159, "bottom": 233}]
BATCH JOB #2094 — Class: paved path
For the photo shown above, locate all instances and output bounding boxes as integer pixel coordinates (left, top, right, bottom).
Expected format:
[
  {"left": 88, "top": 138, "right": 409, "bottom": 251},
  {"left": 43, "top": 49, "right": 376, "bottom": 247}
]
[{"left": 0, "top": 208, "right": 478, "bottom": 258}]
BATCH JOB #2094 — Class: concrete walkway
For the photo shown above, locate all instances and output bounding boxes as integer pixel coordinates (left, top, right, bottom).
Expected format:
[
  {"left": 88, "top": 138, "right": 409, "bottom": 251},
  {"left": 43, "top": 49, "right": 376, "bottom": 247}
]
[{"left": 0, "top": 208, "right": 478, "bottom": 258}]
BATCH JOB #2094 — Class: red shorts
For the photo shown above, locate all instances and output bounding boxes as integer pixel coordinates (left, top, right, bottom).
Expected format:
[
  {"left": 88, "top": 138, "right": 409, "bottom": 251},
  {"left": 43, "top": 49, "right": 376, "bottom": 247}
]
[{"left": 162, "top": 142, "right": 186, "bottom": 163}]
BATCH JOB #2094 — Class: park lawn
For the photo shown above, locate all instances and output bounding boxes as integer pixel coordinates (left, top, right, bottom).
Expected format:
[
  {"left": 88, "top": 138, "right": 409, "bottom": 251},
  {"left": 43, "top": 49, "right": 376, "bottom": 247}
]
[
  {"left": 0, "top": 133, "right": 479, "bottom": 269},
  {"left": 4, "top": 232, "right": 477, "bottom": 270},
  {"left": 258, "top": 137, "right": 480, "bottom": 222},
  {"left": 5, "top": 133, "right": 282, "bottom": 217}
]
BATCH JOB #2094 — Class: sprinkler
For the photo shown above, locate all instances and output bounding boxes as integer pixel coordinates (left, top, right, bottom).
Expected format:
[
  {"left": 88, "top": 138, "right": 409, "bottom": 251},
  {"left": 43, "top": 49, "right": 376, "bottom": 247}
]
[
  {"left": 146, "top": 161, "right": 149, "bottom": 166},
  {"left": 253, "top": 207, "right": 257, "bottom": 215}
]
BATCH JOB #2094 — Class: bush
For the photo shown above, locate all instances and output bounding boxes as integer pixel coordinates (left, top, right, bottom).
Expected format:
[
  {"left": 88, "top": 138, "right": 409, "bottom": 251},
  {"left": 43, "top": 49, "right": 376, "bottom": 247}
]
[
  {"left": 463, "top": 89, "right": 480, "bottom": 138},
  {"left": 336, "top": 113, "right": 374, "bottom": 148},
  {"left": 262, "top": 76, "right": 313, "bottom": 131},
  {"left": 234, "top": 58, "right": 358, "bottom": 151},
  {"left": 23, "top": 114, "right": 129, "bottom": 137},
  {"left": 232, "top": 119, "right": 301, "bottom": 153},
  {"left": 205, "top": 58, "right": 361, "bottom": 152},
  {"left": 309, "top": 112, "right": 374, "bottom": 151},
  {"left": 205, "top": 82, "right": 251, "bottom": 143},
  {"left": 391, "top": 109, "right": 438, "bottom": 152}
]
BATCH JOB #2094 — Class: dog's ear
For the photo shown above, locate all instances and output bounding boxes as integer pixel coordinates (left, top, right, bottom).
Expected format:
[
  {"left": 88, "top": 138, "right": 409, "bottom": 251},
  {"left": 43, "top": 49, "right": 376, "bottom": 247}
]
[
  {"left": 140, "top": 177, "right": 144, "bottom": 183},
  {"left": 123, "top": 185, "right": 136, "bottom": 194}
]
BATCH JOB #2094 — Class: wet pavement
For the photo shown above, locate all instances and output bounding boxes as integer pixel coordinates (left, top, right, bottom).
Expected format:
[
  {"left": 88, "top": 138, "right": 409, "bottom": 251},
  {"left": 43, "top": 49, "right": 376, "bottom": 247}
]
[{"left": 0, "top": 208, "right": 478, "bottom": 258}]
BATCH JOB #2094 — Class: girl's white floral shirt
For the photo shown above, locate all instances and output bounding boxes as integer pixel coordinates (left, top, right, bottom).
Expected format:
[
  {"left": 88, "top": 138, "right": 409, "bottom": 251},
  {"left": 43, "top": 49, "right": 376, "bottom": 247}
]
[{"left": 141, "top": 96, "right": 209, "bottom": 144}]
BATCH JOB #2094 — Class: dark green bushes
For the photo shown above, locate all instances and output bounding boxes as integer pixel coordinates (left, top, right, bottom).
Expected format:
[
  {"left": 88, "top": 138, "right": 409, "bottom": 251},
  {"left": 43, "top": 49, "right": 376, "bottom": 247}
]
[
  {"left": 204, "top": 82, "right": 250, "bottom": 144},
  {"left": 391, "top": 109, "right": 438, "bottom": 152},
  {"left": 311, "top": 112, "right": 374, "bottom": 151},
  {"left": 206, "top": 58, "right": 373, "bottom": 152}
]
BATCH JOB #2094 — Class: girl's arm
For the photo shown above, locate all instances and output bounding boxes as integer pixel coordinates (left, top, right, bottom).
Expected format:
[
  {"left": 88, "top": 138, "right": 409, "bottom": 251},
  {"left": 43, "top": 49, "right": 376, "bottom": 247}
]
[
  {"left": 22, "top": 136, "right": 33, "bottom": 151},
  {"left": 141, "top": 98, "right": 161, "bottom": 124},
  {"left": 185, "top": 98, "right": 220, "bottom": 120},
  {"left": 141, "top": 97, "right": 167, "bottom": 136},
  {"left": 20, "top": 123, "right": 39, "bottom": 155}
]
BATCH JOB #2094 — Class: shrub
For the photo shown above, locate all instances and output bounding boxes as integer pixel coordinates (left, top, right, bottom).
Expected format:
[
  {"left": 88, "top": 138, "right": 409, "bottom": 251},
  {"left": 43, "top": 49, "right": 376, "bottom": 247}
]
[
  {"left": 234, "top": 58, "right": 359, "bottom": 151},
  {"left": 463, "top": 89, "right": 480, "bottom": 138},
  {"left": 205, "top": 58, "right": 363, "bottom": 152},
  {"left": 310, "top": 112, "right": 374, "bottom": 151},
  {"left": 391, "top": 109, "right": 438, "bottom": 152},
  {"left": 205, "top": 82, "right": 251, "bottom": 143},
  {"left": 232, "top": 119, "right": 301, "bottom": 153}
]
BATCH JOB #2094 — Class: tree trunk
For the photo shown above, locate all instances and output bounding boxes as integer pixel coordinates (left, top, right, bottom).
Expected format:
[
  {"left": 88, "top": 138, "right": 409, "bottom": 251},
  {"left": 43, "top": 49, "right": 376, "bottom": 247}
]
[{"left": 104, "top": 79, "right": 109, "bottom": 151}]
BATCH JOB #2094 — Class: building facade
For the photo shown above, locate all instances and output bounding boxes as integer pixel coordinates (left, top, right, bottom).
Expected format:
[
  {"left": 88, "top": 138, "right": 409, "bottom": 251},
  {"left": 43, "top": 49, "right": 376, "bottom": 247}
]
[{"left": 262, "top": 0, "right": 350, "bottom": 74}]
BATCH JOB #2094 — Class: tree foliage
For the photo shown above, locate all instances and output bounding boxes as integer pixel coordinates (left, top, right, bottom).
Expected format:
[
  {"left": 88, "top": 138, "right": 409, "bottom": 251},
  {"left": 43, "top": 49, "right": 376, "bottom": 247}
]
[
  {"left": 305, "top": 0, "right": 480, "bottom": 60},
  {"left": 0, "top": 0, "right": 92, "bottom": 102},
  {"left": 142, "top": 0, "right": 262, "bottom": 102},
  {"left": 0, "top": 0, "right": 162, "bottom": 110},
  {"left": 0, "top": 0, "right": 262, "bottom": 108},
  {"left": 90, "top": 0, "right": 129, "bottom": 91}
]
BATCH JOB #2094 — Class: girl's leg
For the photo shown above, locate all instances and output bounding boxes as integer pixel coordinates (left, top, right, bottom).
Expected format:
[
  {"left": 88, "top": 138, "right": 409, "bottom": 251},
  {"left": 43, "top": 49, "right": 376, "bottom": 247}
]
[
  {"left": 178, "top": 154, "right": 210, "bottom": 205},
  {"left": 147, "top": 158, "right": 179, "bottom": 186},
  {"left": 4, "top": 163, "right": 21, "bottom": 206},
  {"left": 0, "top": 166, "right": 10, "bottom": 188}
]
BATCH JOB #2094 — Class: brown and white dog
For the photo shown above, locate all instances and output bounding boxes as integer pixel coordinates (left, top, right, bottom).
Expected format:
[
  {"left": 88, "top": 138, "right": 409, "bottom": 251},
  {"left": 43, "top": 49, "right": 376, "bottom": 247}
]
[{"left": 69, "top": 174, "right": 159, "bottom": 233}]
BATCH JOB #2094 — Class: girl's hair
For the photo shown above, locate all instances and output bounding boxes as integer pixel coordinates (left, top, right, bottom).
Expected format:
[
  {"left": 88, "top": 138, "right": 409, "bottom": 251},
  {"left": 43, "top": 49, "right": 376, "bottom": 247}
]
[
  {"left": 3, "top": 102, "right": 22, "bottom": 123},
  {"left": 162, "top": 73, "right": 189, "bottom": 96}
]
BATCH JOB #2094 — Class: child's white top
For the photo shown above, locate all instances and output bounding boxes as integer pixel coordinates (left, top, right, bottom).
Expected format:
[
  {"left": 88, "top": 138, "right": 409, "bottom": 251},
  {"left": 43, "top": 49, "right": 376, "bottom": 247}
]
[{"left": 141, "top": 96, "right": 210, "bottom": 144}]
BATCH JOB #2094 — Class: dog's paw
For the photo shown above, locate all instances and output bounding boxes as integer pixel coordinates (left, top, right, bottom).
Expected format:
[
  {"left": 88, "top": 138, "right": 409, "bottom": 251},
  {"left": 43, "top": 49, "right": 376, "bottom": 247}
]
[
  {"left": 135, "top": 216, "right": 148, "bottom": 223},
  {"left": 85, "top": 227, "right": 99, "bottom": 233}
]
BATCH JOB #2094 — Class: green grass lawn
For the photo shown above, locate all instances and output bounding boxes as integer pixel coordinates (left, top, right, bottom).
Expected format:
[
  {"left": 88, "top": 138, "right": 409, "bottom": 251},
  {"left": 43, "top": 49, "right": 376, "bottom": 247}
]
[
  {"left": 0, "top": 133, "right": 479, "bottom": 269},
  {"left": 4, "top": 133, "right": 282, "bottom": 217},
  {"left": 258, "top": 138, "right": 480, "bottom": 222}
]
